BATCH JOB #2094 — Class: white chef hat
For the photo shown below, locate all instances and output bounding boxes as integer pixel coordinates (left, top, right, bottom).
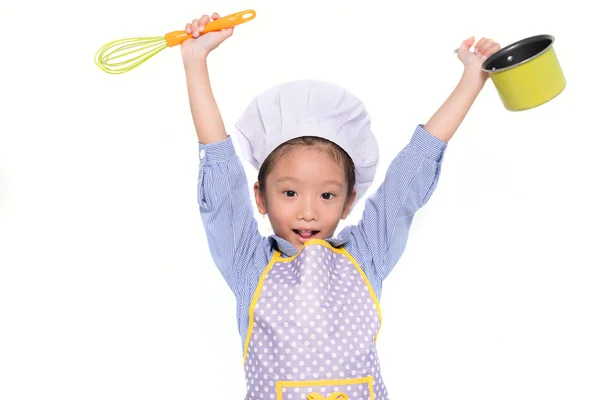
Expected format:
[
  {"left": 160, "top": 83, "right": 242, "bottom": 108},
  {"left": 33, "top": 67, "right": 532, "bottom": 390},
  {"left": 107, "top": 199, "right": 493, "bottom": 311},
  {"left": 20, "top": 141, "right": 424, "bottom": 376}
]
[{"left": 233, "top": 79, "right": 379, "bottom": 211}]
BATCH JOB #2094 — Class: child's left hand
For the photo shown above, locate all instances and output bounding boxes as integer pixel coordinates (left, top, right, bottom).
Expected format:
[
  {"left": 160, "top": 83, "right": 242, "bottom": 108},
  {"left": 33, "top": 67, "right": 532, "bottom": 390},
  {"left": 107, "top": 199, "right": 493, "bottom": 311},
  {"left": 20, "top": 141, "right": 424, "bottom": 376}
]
[{"left": 457, "top": 36, "right": 501, "bottom": 85}]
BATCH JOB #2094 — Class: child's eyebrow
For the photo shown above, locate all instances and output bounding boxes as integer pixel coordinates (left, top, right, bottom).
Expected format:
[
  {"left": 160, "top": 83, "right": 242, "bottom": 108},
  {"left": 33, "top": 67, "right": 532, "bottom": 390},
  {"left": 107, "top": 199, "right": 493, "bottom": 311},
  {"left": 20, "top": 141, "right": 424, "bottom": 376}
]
[
  {"left": 322, "top": 180, "right": 343, "bottom": 188},
  {"left": 275, "top": 176, "right": 300, "bottom": 184},
  {"left": 275, "top": 177, "right": 343, "bottom": 188}
]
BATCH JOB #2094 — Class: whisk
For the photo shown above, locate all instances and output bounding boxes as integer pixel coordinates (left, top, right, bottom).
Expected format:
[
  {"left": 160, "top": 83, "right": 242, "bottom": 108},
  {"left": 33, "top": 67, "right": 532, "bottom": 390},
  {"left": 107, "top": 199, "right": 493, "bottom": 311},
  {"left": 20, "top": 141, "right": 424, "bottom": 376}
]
[{"left": 94, "top": 10, "right": 256, "bottom": 74}]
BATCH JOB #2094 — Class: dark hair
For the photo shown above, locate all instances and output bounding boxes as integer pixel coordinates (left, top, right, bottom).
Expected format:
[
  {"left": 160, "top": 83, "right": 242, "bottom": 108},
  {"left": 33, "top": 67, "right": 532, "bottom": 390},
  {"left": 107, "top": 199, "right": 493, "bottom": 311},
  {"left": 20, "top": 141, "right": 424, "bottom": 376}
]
[{"left": 258, "top": 136, "right": 355, "bottom": 198}]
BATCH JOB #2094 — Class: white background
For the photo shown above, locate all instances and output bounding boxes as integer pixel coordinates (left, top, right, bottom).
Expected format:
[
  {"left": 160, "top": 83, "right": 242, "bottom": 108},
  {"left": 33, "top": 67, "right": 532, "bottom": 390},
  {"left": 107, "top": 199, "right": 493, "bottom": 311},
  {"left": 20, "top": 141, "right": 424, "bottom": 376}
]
[{"left": 1, "top": 0, "right": 599, "bottom": 399}]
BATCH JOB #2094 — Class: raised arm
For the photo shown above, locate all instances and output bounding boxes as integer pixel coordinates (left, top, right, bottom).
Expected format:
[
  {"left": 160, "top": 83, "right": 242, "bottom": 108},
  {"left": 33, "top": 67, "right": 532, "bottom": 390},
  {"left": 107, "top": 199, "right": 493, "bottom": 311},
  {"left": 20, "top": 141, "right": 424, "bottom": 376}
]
[
  {"left": 182, "top": 13, "right": 234, "bottom": 144},
  {"left": 424, "top": 37, "right": 501, "bottom": 143},
  {"left": 352, "top": 37, "right": 501, "bottom": 280},
  {"left": 183, "top": 14, "right": 262, "bottom": 293}
]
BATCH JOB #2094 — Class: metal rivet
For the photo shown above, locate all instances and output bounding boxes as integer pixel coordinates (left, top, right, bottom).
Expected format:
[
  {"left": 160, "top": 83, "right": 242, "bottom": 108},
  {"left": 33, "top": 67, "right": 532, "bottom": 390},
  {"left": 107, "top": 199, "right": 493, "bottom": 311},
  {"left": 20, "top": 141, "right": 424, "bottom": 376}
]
[{"left": 507, "top": 55, "right": 513, "bottom": 62}]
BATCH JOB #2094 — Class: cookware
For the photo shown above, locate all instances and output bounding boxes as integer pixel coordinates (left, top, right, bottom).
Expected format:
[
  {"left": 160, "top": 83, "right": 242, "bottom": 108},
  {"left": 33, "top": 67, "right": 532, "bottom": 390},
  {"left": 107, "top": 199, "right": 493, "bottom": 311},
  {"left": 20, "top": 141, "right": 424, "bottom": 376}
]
[{"left": 481, "top": 34, "right": 566, "bottom": 111}]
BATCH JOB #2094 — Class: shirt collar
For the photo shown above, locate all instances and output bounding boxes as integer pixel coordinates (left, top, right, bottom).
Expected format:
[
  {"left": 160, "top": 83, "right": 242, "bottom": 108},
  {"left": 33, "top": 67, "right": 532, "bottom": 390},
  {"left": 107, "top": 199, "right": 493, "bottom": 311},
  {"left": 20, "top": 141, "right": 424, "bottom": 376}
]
[{"left": 268, "top": 228, "right": 352, "bottom": 258}]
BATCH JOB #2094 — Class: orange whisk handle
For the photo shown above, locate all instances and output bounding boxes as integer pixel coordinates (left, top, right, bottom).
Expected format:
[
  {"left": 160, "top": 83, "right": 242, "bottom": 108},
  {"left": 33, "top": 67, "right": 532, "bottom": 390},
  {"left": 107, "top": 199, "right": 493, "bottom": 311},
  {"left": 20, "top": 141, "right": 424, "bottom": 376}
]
[
  {"left": 164, "top": 9, "right": 256, "bottom": 47},
  {"left": 165, "top": 31, "right": 191, "bottom": 47}
]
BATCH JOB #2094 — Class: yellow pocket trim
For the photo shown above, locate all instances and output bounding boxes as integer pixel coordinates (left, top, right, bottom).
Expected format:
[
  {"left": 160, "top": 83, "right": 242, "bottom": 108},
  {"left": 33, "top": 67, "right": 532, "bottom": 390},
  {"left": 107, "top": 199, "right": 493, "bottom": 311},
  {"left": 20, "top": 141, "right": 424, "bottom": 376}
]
[
  {"left": 276, "top": 376, "right": 374, "bottom": 400},
  {"left": 307, "top": 392, "right": 348, "bottom": 400}
]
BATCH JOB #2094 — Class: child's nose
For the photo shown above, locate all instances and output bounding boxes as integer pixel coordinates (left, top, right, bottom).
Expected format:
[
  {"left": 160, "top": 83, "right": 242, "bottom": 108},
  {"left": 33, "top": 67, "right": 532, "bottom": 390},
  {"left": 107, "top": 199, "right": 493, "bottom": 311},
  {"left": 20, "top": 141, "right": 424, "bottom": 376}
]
[{"left": 297, "top": 198, "right": 318, "bottom": 221}]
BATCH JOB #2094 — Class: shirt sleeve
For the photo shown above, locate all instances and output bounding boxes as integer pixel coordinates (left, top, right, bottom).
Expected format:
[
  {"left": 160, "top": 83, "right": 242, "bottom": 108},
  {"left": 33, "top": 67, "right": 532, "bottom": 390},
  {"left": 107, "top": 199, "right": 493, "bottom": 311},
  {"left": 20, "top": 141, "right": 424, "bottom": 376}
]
[
  {"left": 197, "top": 136, "right": 263, "bottom": 295},
  {"left": 353, "top": 124, "right": 447, "bottom": 280}
]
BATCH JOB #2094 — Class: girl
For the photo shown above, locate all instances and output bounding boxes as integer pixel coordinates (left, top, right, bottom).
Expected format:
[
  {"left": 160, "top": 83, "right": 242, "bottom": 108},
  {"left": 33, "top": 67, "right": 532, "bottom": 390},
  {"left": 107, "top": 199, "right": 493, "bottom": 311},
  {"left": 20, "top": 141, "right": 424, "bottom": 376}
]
[{"left": 183, "top": 12, "right": 500, "bottom": 400}]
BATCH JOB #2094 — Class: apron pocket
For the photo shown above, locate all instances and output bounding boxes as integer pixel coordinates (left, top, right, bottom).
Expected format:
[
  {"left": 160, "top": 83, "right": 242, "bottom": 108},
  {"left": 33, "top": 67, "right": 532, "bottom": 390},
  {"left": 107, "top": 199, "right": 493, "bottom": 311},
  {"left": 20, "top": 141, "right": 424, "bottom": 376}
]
[{"left": 275, "top": 377, "right": 374, "bottom": 400}]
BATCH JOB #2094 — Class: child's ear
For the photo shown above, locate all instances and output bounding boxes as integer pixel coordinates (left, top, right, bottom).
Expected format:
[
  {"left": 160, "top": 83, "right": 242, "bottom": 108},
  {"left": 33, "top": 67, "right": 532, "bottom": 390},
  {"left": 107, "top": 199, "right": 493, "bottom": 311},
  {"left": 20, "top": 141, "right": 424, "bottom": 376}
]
[
  {"left": 341, "top": 189, "right": 357, "bottom": 219},
  {"left": 254, "top": 182, "right": 268, "bottom": 215}
]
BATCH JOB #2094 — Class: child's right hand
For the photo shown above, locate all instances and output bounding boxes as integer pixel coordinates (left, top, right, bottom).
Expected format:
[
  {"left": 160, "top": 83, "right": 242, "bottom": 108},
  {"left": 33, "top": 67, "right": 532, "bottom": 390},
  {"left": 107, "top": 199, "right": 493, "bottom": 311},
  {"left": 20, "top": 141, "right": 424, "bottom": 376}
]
[{"left": 181, "top": 13, "right": 234, "bottom": 64}]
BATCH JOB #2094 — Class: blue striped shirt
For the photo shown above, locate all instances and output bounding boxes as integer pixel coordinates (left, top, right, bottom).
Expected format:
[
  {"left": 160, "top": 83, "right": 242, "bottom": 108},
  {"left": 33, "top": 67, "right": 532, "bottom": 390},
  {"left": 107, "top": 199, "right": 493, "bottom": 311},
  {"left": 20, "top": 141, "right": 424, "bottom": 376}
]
[{"left": 197, "top": 124, "right": 447, "bottom": 351}]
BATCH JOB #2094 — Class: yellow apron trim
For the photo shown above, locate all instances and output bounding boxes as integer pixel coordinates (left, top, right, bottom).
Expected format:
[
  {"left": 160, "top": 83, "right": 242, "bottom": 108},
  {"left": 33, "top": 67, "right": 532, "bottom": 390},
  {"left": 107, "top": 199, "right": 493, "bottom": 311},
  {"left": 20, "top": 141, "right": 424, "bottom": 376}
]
[
  {"left": 242, "top": 250, "right": 281, "bottom": 364},
  {"left": 276, "top": 376, "right": 374, "bottom": 400},
  {"left": 338, "top": 246, "right": 383, "bottom": 342},
  {"left": 243, "top": 238, "right": 384, "bottom": 364},
  {"left": 276, "top": 239, "right": 383, "bottom": 342},
  {"left": 307, "top": 392, "right": 348, "bottom": 400}
]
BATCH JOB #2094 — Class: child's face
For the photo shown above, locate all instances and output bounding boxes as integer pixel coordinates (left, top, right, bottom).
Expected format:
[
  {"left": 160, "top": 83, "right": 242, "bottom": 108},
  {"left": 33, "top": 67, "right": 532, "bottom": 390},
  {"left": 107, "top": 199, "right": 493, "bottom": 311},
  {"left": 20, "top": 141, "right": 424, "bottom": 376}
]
[{"left": 254, "top": 146, "right": 356, "bottom": 251}]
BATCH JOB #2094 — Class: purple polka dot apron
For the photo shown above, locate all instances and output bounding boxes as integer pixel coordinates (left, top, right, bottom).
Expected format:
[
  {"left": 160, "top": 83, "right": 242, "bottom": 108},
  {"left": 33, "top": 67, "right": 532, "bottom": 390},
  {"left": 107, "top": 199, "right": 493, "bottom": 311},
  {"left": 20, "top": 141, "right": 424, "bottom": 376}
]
[{"left": 243, "top": 240, "right": 389, "bottom": 400}]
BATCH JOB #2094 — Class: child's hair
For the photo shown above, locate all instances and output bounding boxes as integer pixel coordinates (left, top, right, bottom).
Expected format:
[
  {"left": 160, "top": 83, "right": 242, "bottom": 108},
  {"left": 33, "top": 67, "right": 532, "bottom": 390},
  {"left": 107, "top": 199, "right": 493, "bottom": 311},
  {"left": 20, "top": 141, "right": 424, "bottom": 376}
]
[{"left": 257, "top": 137, "right": 356, "bottom": 198}]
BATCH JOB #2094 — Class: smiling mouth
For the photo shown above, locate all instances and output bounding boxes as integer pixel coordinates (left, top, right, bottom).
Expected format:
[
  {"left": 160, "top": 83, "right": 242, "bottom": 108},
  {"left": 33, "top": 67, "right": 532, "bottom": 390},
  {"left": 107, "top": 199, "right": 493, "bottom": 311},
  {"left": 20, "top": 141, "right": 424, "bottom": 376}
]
[{"left": 293, "top": 229, "right": 320, "bottom": 240}]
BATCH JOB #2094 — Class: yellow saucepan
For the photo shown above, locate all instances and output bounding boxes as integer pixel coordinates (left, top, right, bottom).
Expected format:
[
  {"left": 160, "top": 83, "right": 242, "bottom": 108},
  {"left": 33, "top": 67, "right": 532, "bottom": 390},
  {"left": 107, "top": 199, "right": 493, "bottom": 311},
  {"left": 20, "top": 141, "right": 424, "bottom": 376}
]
[{"left": 481, "top": 34, "right": 566, "bottom": 111}]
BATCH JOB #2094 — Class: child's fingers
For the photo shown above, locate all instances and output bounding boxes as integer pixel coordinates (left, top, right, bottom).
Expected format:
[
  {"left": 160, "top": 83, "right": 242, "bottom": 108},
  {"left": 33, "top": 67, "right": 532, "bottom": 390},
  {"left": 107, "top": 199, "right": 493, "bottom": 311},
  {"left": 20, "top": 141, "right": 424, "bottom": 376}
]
[
  {"left": 462, "top": 36, "right": 475, "bottom": 49},
  {"left": 186, "top": 14, "right": 219, "bottom": 35},
  {"left": 480, "top": 38, "right": 494, "bottom": 52},
  {"left": 191, "top": 18, "right": 200, "bottom": 36},
  {"left": 198, "top": 14, "right": 210, "bottom": 33},
  {"left": 483, "top": 42, "right": 501, "bottom": 57},
  {"left": 189, "top": 15, "right": 210, "bottom": 37},
  {"left": 478, "top": 38, "right": 498, "bottom": 57},
  {"left": 474, "top": 37, "right": 487, "bottom": 54}
]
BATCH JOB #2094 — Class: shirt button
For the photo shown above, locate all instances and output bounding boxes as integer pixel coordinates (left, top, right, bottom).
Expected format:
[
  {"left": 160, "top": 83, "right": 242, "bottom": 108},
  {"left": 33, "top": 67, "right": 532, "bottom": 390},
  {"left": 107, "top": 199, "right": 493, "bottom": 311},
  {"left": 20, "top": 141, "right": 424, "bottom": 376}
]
[{"left": 199, "top": 149, "right": 205, "bottom": 159}]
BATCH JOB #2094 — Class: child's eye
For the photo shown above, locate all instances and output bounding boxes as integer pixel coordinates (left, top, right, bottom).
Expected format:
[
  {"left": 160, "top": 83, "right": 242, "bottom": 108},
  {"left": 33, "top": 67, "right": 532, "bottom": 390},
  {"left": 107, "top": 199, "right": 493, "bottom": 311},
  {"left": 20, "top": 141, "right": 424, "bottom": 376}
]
[
  {"left": 321, "top": 193, "right": 334, "bottom": 200},
  {"left": 283, "top": 190, "right": 297, "bottom": 197}
]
